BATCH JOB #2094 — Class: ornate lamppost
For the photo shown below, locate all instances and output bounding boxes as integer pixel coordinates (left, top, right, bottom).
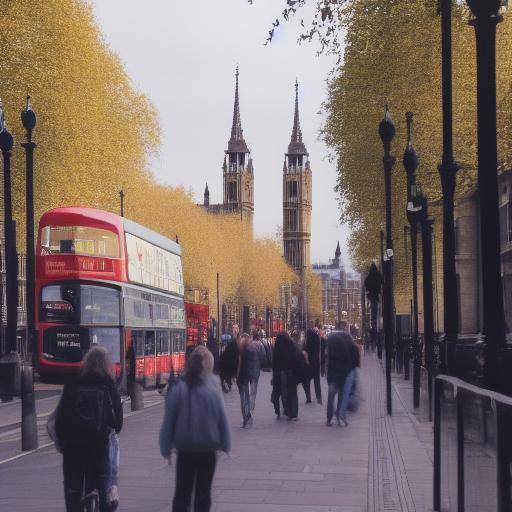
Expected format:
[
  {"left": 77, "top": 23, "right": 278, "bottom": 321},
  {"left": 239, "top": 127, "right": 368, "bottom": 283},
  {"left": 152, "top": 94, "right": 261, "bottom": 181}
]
[
  {"left": 21, "top": 96, "right": 36, "bottom": 353},
  {"left": 119, "top": 189, "right": 125, "bottom": 217},
  {"left": 379, "top": 105, "right": 396, "bottom": 416},
  {"left": 0, "top": 103, "right": 20, "bottom": 401},
  {"left": 438, "top": 0, "right": 460, "bottom": 374},
  {"left": 403, "top": 112, "right": 421, "bottom": 408},
  {"left": 466, "top": 0, "right": 506, "bottom": 391}
]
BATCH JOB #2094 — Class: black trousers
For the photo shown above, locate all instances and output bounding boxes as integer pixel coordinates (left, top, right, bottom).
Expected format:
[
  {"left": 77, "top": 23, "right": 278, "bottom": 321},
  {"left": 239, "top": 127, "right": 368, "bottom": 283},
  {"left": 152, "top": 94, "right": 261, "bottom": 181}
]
[
  {"left": 173, "top": 451, "right": 216, "bottom": 512},
  {"left": 303, "top": 370, "right": 322, "bottom": 403},
  {"left": 63, "top": 443, "right": 109, "bottom": 512}
]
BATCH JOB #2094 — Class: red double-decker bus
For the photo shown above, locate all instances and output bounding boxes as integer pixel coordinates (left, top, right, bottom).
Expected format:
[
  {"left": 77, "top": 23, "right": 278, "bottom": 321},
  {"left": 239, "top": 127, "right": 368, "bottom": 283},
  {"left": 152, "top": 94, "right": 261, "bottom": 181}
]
[{"left": 35, "top": 207, "right": 186, "bottom": 388}]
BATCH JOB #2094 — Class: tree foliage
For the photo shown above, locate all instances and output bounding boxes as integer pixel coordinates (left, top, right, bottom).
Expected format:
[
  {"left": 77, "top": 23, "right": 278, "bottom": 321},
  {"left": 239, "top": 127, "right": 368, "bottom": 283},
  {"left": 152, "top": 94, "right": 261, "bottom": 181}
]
[
  {"left": 322, "top": 0, "right": 512, "bottom": 299},
  {"left": 0, "top": 0, "right": 295, "bottom": 317}
]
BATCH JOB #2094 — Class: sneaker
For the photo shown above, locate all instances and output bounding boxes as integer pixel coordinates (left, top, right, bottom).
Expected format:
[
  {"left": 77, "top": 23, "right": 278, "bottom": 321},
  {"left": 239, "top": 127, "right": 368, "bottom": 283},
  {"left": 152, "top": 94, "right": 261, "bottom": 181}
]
[
  {"left": 305, "top": 399, "right": 312, "bottom": 404},
  {"left": 317, "top": 398, "right": 323, "bottom": 405},
  {"left": 325, "top": 420, "right": 332, "bottom": 427},
  {"left": 338, "top": 416, "right": 348, "bottom": 427},
  {"left": 107, "top": 485, "right": 119, "bottom": 512}
]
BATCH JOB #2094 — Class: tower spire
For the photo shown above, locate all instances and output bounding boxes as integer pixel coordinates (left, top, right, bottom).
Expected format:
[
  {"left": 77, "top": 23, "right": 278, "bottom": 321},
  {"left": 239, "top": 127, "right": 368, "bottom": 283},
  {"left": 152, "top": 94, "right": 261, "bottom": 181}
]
[
  {"left": 335, "top": 241, "right": 341, "bottom": 259},
  {"left": 228, "top": 66, "right": 248, "bottom": 153},
  {"left": 287, "top": 79, "right": 308, "bottom": 156}
]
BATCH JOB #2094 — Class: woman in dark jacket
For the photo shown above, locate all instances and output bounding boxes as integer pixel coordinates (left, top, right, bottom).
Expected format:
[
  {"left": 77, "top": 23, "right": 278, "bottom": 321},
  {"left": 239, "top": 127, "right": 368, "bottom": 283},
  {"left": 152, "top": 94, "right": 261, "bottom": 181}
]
[
  {"left": 304, "top": 329, "right": 322, "bottom": 404},
  {"left": 56, "top": 346, "right": 123, "bottom": 512}
]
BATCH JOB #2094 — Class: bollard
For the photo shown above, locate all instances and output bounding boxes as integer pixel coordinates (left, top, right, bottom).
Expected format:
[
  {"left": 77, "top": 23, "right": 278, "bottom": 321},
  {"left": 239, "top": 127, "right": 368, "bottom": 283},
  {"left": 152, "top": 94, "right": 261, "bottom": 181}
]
[
  {"left": 0, "top": 351, "right": 21, "bottom": 401},
  {"left": 129, "top": 380, "right": 144, "bottom": 412},
  {"left": 21, "top": 364, "right": 38, "bottom": 451}
]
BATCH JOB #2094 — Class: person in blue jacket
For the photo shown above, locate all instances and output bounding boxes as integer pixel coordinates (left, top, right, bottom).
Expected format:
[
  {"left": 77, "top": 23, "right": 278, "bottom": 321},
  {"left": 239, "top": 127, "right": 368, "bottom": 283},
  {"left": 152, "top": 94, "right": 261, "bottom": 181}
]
[{"left": 159, "top": 345, "right": 231, "bottom": 512}]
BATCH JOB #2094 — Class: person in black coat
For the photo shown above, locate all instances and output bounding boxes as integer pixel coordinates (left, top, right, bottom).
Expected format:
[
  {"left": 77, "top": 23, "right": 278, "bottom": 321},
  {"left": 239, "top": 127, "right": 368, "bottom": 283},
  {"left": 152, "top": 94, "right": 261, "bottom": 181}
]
[
  {"left": 271, "top": 332, "right": 300, "bottom": 420},
  {"left": 56, "top": 346, "right": 123, "bottom": 512},
  {"left": 304, "top": 329, "right": 322, "bottom": 404}
]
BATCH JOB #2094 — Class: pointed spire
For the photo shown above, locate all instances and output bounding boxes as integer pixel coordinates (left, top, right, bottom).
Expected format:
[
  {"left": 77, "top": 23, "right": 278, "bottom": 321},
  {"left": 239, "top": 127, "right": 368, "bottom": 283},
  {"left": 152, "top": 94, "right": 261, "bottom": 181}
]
[
  {"left": 222, "top": 155, "right": 227, "bottom": 172},
  {"left": 204, "top": 183, "right": 210, "bottom": 207},
  {"left": 287, "top": 79, "right": 308, "bottom": 156},
  {"left": 228, "top": 66, "right": 249, "bottom": 153},
  {"left": 335, "top": 241, "right": 341, "bottom": 259}
]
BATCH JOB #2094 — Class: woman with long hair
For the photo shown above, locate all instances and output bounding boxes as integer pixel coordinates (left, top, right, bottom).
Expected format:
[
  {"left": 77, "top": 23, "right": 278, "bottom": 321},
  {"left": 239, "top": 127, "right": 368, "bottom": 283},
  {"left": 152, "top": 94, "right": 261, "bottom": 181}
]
[
  {"left": 55, "top": 345, "right": 123, "bottom": 512},
  {"left": 160, "top": 345, "right": 231, "bottom": 512}
]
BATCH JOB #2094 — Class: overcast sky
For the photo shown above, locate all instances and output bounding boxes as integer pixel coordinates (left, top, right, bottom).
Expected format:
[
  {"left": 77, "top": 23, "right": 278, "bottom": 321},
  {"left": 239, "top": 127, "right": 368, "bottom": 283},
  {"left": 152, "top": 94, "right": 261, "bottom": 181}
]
[{"left": 92, "top": 0, "right": 351, "bottom": 265}]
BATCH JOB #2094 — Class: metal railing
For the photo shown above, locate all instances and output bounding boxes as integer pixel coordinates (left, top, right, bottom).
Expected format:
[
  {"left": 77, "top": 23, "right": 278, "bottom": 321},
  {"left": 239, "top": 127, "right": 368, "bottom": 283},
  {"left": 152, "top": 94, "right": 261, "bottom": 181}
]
[{"left": 434, "top": 374, "right": 512, "bottom": 511}]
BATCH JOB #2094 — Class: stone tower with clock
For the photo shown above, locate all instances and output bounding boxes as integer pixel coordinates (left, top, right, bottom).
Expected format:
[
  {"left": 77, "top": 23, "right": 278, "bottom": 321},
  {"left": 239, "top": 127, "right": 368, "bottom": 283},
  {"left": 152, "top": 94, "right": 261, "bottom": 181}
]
[{"left": 283, "top": 80, "right": 312, "bottom": 274}]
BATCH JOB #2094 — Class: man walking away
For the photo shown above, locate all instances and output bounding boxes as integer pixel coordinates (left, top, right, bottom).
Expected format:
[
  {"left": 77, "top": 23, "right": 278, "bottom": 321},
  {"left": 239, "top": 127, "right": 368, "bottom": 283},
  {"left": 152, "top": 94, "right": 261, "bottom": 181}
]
[
  {"left": 237, "top": 333, "right": 260, "bottom": 427},
  {"left": 325, "top": 326, "right": 358, "bottom": 427}
]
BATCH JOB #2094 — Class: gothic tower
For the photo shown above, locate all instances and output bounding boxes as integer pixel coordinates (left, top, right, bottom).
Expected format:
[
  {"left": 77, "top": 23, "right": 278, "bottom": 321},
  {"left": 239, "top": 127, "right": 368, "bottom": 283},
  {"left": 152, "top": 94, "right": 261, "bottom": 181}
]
[
  {"left": 223, "top": 67, "right": 254, "bottom": 226},
  {"left": 283, "top": 80, "right": 312, "bottom": 273}
]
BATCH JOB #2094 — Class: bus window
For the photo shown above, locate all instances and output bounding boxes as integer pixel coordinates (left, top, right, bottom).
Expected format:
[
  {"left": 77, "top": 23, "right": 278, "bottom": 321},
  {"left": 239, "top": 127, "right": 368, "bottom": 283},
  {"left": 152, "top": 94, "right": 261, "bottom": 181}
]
[
  {"left": 172, "top": 330, "right": 185, "bottom": 353},
  {"left": 81, "top": 286, "right": 120, "bottom": 324},
  {"left": 156, "top": 331, "right": 170, "bottom": 355},
  {"left": 41, "top": 225, "right": 119, "bottom": 257},
  {"left": 132, "top": 330, "right": 145, "bottom": 357},
  {"left": 144, "top": 331, "right": 155, "bottom": 356}
]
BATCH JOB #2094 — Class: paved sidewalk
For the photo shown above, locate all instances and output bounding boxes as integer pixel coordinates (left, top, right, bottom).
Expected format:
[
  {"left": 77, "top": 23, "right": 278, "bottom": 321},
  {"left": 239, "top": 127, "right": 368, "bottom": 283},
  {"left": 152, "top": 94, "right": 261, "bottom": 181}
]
[{"left": 0, "top": 353, "right": 433, "bottom": 512}]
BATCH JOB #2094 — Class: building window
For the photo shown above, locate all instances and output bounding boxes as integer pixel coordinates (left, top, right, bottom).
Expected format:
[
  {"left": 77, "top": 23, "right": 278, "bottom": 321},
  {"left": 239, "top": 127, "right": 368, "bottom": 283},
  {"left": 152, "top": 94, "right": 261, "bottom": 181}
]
[
  {"left": 287, "top": 181, "right": 298, "bottom": 199},
  {"left": 228, "top": 181, "right": 237, "bottom": 202}
]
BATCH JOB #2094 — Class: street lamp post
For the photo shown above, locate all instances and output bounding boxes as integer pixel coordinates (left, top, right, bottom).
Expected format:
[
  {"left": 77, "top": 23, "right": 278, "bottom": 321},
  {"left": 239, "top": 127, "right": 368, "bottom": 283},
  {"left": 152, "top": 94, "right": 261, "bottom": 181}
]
[
  {"left": 379, "top": 105, "right": 396, "bottom": 416},
  {"left": 466, "top": 0, "right": 506, "bottom": 391},
  {"left": 119, "top": 189, "right": 125, "bottom": 217},
  {"left": 403, "top": 112, "right": 421, "bottom": 409},
  {"left": 416, "top": 189, "right": 435, "bottom": 420},
  {"left": 438, "top": 0, "right": 460, "bottom": 374},
  {"left": 21, "top": 97, "right": 36, "bottom": 358},
  {"left": 0, "top": 103, "right": 20, "bottom": 401}
]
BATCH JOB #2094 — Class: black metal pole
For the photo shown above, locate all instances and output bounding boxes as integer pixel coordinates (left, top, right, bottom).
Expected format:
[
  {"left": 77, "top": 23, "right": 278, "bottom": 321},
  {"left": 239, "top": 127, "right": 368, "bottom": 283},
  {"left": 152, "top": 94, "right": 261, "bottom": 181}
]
[
  {"left": 21, "top": 96, "right": 36, "bottom": 359},
  {"left": 0, "top": 126, "right": 18, "bottom": 356},
  {"left": 467, "top": 2, "right": 506, "bottom": 392},
  {"left": 379, "top": 106, "right": 396, "bottom": 416},
  {"left": 119, "top": 190, "right": 125, "bottom": 217},
  {"left": 421, "top": 213, "right": 435, "bottom": 422},
  {"left": 438, "top": 0, "right": 460, "bottom": 375},
  {"left": 379, "top": 229, "right": 385, "bottom": 360},
  {"left": 403, "top": 111, "right": 420, "bottom": 408},
  {"left": 216, "top": 272, "right": 220, "bottom": 351},
  {"left": 410, "top": 222, "right": 420, "bottom": 408},
  {"left": 21, "top": 96, "right": 38, "bottom": 450}
]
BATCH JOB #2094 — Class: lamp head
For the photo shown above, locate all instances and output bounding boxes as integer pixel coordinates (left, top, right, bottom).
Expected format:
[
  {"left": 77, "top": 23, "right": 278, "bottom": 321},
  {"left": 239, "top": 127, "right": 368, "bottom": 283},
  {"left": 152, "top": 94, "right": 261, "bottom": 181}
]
[
  {"left": 21, "top": 95, "right": 36, "bottom": 133},
  {"left": 379, "top": 104, "right": 395, "bottom": 146}
]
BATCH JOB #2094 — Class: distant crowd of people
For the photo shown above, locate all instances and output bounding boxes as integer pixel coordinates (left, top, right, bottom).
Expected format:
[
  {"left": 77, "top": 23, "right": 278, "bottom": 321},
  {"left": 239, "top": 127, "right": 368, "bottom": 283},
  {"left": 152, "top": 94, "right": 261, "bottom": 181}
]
[{"left": 50, "top": 320, "right": 362, "bottom": 512}]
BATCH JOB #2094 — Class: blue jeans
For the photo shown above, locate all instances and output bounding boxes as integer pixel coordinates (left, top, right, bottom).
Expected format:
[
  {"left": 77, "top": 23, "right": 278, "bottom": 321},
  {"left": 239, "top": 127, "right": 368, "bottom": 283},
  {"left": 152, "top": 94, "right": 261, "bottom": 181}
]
[
  {"left": 326, "top": 369, "right": 356, "bottom": 422},
  {"left": 339, "top": 369, "right": 356, "bottom": 419},
  {"left": 108, "top": 431, "right": 119, "bottom": 488}
]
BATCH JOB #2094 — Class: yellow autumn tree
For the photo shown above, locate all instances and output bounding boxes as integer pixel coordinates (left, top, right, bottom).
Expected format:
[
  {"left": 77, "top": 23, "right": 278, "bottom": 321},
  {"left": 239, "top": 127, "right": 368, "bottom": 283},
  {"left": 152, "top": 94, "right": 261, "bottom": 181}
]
[
  {"left": 323, "top": 0, "right": 512, "bottom": 306},
  {"left": 0, "top": 0, "right": 294, "bottom": 317}
]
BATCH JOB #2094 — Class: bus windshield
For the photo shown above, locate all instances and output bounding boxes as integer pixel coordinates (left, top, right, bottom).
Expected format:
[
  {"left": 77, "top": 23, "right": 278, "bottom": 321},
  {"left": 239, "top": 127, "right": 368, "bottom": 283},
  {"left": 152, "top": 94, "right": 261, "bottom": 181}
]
[
  {"left": 41, "top": 225, "right": 119, "bottom": 257},
  {"left": 41, "top": 284, "right": 120, "bottom": 325}
]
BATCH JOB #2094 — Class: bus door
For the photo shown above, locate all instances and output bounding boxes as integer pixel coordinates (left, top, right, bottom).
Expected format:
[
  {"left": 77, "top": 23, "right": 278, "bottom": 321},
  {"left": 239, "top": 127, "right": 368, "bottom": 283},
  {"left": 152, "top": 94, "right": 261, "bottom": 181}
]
[
  {"left": 144, "top": 330, "right": 156, "bottom": 387},
  {"left": 156, "top": 330, "right": 170, "bottom": 385},
  {"left": 132, "top": 330, "right": 145, "bottom": 381}
]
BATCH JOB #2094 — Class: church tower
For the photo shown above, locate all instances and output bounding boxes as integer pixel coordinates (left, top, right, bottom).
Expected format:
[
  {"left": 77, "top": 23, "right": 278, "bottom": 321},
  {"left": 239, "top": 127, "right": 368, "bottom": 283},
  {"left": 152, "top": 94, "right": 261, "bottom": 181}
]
[
  {"left": 223, "top": 67, "right": 254, "bottom": 225},
  {"left": 283, "top": 80, "right": 312, "bottom": 272}
]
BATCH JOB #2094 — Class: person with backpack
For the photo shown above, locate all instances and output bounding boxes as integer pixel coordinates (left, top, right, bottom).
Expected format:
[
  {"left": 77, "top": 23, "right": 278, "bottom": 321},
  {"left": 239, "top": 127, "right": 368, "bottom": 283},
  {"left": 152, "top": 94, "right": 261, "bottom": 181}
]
[
  {"left": 55, "top": 345, "right": 123, "bottom": 512},
  {"left": 159, "top": 345, "right": 230, "bottom": 512}
]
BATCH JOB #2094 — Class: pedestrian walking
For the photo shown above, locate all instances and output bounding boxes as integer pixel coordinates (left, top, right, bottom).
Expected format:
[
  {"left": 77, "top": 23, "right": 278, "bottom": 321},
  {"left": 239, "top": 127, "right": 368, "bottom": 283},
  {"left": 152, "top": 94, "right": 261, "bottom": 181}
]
[
  {"left": 271, "top": 332, "right": 300, "bottom": 420},
  {"left": 304, "top": 329, "right": 322, "bottom": 404},
  {"left": 271, "top": 332, "right": 286, "bottom": 419},
  {"left": 159, "top": 345, "right": 231, "bottom": 512},
  {"left": 237, "top": 333, "right": 261, "bottom": 427},
  {"left": 325, "top": 322, "right": 359, "bottom": 427},
  {"left": 55, "top": 346, "right": 123, "bottom": 512},
  {"left": 292, "top": 330, "right": 311, "bottom": 404},
  {"left": 218, "top": 324, "right": 240, "bottom": 393}
]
